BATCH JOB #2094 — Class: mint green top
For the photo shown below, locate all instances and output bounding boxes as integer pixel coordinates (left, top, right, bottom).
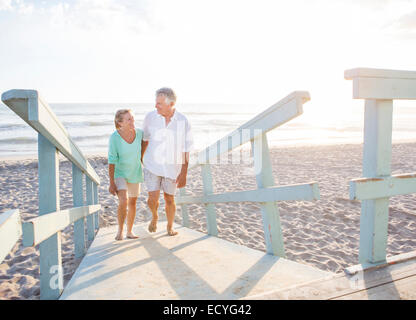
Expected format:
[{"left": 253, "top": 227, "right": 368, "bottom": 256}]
[{"left": 108, "top": 129, "right": 144, "bottom": 183}]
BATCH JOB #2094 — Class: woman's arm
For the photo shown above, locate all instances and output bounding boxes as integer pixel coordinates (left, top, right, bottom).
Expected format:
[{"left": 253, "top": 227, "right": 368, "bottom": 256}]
[
  {"left": 108, "top": 164, "right": 117, "bottom": 195},
  {"left": 108, "top": 134, "right": 119, "bottom": 195},
  {"left": 141, "top": 140, "right": 148, "bottom": 163}
]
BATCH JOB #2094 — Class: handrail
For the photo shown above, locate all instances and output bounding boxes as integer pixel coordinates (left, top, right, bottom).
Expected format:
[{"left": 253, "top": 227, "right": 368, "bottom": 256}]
[
  {"left": 22, "top": 205, "right": 101, "bottom": 247},
  {"left": 178, "top": 183, "right": 319, "bottom": 204},
  {"left": 0, "top": 209, "right": 22, "bottom": 263},
  {"left": 191, "top": 91, "right": 310, "bottom": 168},
  {"left": 344, "top": 67, "right": 416, "bottom": 100},
  {"left": 1, "top": 89, "right": 100, "bottom": 185},
  {"left": 1, "top": 89, "right": 101, "bottom": 300},
  {"left": 177, "top": 91, "right": 317, "bottom": 257},
  {"left": 345, "top": 67, "right": 416, "bottom": 266}
]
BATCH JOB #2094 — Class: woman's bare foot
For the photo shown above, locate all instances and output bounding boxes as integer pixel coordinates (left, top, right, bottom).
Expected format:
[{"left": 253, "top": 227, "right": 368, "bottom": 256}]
[
  {"left": 115, "top": 231, "right": 123, "bottom": 241},
  {"left": 126, "top": 232, "right": 139, "bottom": 239},
  {"left": 167, "top": 229, "right": 178, "bottom": 236},
  {"left": 148, "top": 219, "right": 158, "bottom": 233}
]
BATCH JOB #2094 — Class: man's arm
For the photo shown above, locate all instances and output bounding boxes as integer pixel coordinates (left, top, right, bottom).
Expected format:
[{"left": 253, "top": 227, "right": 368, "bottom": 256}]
[
  {"left": 176, "top": 152, "right": 189, "bottom": 188},
  {"left": 141, "top": 140, "right": 148, "bottom": 163}
]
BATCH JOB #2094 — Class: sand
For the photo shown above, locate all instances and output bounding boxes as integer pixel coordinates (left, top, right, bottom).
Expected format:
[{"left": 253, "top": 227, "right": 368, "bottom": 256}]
[{"left": 1, "top": 142, "right": 416, "bottom": 299}]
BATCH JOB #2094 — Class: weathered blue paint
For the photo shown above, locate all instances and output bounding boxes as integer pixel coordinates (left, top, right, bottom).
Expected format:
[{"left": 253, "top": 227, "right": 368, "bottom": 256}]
[
  {"left": 179, "top": 188, "right": 190, "bottom": 227},
  {"left": 344, "top": 68, "right": 416, "bottom": 100},
  {"left": 201, "top": 164, "right": 218, "bottom": 236},
  {"left": 72, "top": 164, "right": 86, "bottom": 259},
  {"left": 190, "top": 91, "right": 309, "bottom": 168},
  {"left": 93, "top": 183, "right": 99, "bottom": 230},
  {"left": 0, "top": 210, "right": 22, "bottom": 263},
  {"left": 22, "top": 220, "right": 34, "bottom": 247},
  {"left": 1, "top": 88, "right": 102, "bottom": 300},
  {"left": 22, "top": 205, "right": 101, "bottom": 246},
  {"left": 1, "top": 89, "right": 100, "bottom": 185},
  {"left": 176, "top": 182, "right": 319, "bottom": 205},
  {"left": 175, "top": 91, "right": 314, "bottom": 256},
  {"left": 38, "top": 133, "right": 63, "bottom": 300},
  {"left": 350, "top": 173, "right": 416, "bottom": 200},
  {"left": 86, "top": 176, "right": 95, "bottom": 241},
  {"left": 252, "top": 133, "right": 285, "bottom": 257},
  {"left": 358, "top": 100, "right": 393, "bottom": 265}
]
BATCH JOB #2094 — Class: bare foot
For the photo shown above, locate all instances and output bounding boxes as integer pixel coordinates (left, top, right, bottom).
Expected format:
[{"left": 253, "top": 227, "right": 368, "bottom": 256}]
[
  {"left": 148, "top": 219, "right": 158, "bottom": 233},
  {"left": 115, "top": 231, "right": 123, "bottom": 241},
  {"left": 126, "top": 233, "right": 139, "bottom": 239},
  {"left": 167, "top": 229, "right": 178, "bottom": 236}
]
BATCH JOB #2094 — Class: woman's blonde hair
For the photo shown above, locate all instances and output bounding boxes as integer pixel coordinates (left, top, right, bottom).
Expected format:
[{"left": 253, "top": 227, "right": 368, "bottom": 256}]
[{"left": 114, "top": 109, "right": 132, "bottom": 129}]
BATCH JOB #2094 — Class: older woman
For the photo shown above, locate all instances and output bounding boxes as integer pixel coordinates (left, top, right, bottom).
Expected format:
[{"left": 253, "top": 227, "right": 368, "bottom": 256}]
[{"left": 108, "top": 109, "right": 144, "bottom": 240}]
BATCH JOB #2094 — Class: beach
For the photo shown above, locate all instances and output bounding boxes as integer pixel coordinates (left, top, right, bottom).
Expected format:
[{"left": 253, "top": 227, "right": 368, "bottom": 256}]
[{"left": 1, "top": 142, "right": 416, "bottom": 300}]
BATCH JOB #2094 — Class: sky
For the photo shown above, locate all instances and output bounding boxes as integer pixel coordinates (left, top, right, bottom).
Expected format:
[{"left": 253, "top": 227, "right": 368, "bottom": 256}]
[{"left": 0, "top": 0, "right": 415, "bottom": 118}]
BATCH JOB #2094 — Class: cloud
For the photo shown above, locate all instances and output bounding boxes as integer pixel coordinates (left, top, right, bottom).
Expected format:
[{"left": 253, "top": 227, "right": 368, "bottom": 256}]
[
  {"left": 381, "top": 7, "right": 416, "bottom": 39},
  {"left": 0, "top": 0, "right": 34, "bottom": 13},
  {"left": 393, "top": 10, "right": 416, "bottom": 30},
  {"left": 1, "top": 0, "right": 153, "bottom": 33},
  {"left": 0, "top": 0, "right": 14, "bottom": 10},
  {"left": 52, "top": 0, "right": 151, "bottom": 32},
  {"left": 339, "top": 0, "right": 413, "bottom": 7}
]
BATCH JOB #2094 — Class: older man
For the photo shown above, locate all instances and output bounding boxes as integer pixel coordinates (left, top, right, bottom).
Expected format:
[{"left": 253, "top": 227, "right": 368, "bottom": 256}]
[{"left": 141, "top": 87, "right": 193, "bottom": 236}]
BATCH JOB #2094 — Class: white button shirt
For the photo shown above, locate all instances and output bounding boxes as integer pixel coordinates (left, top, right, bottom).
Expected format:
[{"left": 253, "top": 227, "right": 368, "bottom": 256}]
[{"left": 142, "top": 109, "right": 194, "bottom": 180}]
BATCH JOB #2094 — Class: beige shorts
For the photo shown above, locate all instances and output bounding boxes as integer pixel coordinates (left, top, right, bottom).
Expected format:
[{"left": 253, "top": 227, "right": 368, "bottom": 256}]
[
  {"left": 114, "top": 177, "right": 141, "bottom": 198},
  {"left": 143, "top": 168, "right": 177, "bottom": 195}
]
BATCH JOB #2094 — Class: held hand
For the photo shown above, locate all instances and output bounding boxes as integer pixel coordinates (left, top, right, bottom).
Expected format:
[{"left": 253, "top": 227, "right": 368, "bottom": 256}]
[
  {"left": 175, "top": 172, "right": 187, "bottom": 189},
  {"left": 109, "top": 182, "right": 117, "bottom": 195}
]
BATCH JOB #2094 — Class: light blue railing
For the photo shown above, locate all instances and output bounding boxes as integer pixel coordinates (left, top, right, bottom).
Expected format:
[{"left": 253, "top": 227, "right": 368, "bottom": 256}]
[
  {"left": 345, "top": 68, "right": 416, "bottom": 267},
  {"left": 176, "top": 91, "right": 320, "bottom": 257},
  {"left": 0, "top": 209, "right": 22, "bottom": 263},
  {"left": 1, "top": 68, "right": 415, "bottom": 299},
  {"left": 0, "top": 89, "right": 101, "bottom": 300}
]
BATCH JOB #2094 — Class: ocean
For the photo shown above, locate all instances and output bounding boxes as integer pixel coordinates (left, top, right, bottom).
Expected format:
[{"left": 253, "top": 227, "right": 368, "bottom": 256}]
[{"left": 0, "top": 101, "right": 416, "bottom": 158}]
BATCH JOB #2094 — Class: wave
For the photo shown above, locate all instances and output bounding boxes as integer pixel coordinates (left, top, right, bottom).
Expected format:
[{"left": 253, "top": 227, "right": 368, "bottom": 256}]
[
  {"left": 72, "top": 135, "right": 109, "bottom": 143},
  {"left": 185, "top": 112, "right": 255, "bottom": 116},
  {"left": 0, "top": 134, "right": 110, "bottom": 145},
  {"left": 0, "top": 137, "right": 37, "bottom": 145},
  {"left": 327, "top": 126, "right": 362, "bottom": 132},
  {"left": 0, "top": 124, "right": 27, "bottom": 131},
  {"left": 55, "top": 111, "right": 147, "bottom": 117},
  {"left": 63, "top": 120, "right": 114, "bottom": 127}
]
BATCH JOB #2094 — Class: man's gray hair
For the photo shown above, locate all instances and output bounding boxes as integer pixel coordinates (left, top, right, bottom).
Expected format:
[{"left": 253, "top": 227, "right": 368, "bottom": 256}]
[{"left": 156, "top": 87, "right": 177, "bottom": 104}]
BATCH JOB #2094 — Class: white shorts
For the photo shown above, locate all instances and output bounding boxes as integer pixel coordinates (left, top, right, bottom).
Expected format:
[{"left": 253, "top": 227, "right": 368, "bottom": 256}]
[
  {"left": 143, "top": 168, "right": 177, "bottom": 195},
  {"left": 114, "top": 177, "right": 141, "bottom": 198}
]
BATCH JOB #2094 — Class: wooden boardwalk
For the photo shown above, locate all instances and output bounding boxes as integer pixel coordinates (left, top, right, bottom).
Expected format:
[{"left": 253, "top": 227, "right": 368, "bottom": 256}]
[
  {"left": 60, "top": 221, "right": 333, "bottom": 300},
  {"left": 60, "top": 221, "right": 416, "bottom": 300},
  {"left": 244, "top": 251, "right": 416, "bottom": 300}
]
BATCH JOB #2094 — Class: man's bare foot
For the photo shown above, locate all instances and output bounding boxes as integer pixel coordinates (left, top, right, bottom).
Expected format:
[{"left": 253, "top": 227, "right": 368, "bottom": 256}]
[
  {"left": 167, "top": 229, "right": 178, "bottom": 236},
  {"left": 148, "top": 219, "right": 158, "bottom": 233},
  {"left": 115, "top": 231, "right": 123, "bottom": 241},
  {"left": 126, "top": 233, "right": 139, "bottom": 239}
]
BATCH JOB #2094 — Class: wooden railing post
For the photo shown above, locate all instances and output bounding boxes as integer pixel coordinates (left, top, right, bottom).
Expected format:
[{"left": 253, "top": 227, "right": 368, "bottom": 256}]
[
  {"left": 85, "top": 176, "right": 95, "bottom": 240},
  {"left": 344, "top": 67, "right": 416, "bottom": 265},
  {"left": 93, "top": 183, "right": 99, "bottom": 230},
  {"left": 252, "top": 132, "right": 285, "bottom": 257},
  {"left": 201, "top": 164, "right": 218, "bottom": 236},
  {"left": 38, "top": 133, "right": 63, "bottom": 300},
  {"left": 72, "top": 164, "right": 86, "bottom": 259},
  {"left": 174, "top": 91, "right": 313, "bottom": 244},
  {"left": 359, "top": 99, "right": 393, "bottom": 264},
  {"left": 2, "top": 89, "right": 102, "bottom": 298},
  {"left": 180, "top": 188, "right": 190, "bottom": 227}
]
